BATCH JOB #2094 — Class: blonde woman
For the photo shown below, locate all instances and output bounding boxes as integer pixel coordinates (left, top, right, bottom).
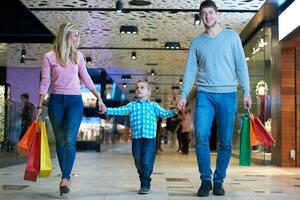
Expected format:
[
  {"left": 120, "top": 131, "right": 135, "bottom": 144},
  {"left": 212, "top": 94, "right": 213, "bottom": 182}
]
[{"left": 36, "top": 22, "right": 106, "bottom": 195}]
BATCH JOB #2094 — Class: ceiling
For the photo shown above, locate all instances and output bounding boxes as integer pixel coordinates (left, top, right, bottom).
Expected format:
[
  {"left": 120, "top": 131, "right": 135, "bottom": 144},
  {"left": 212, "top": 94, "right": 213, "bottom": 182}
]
[{"left": 1, "top": 0, "right": 268, "bottom": 107}]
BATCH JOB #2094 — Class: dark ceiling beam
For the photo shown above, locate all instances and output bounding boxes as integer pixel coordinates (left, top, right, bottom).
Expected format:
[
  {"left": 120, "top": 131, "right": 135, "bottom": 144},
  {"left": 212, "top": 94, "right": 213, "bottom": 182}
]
[
  {"left": 0, "top": 0, "right": 54, "bottom": 43},
  {"left": 29, "top": 7, "right": 258, "bottom": 13},
  {"left": 240, "top": 0, "right": 294, "bottom": 45},
  {"left": 79, "top": 47, "right": 188, "bottom": 50},
  {"left": 109, "top": 74, "right": 182, "bottom": 76}
]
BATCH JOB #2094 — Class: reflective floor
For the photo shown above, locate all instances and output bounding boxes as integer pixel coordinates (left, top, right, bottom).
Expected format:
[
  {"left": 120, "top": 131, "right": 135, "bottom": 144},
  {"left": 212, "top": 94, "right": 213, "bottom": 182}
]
[{"left": 1, "top": 143, "right": 300, "bottom": 200}]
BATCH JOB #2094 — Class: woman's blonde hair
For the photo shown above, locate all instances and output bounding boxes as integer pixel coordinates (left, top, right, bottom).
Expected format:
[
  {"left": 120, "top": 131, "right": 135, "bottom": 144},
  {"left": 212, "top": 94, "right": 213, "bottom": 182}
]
[{"left": 53, "top": 22, "right": 79, "bottom": 66}]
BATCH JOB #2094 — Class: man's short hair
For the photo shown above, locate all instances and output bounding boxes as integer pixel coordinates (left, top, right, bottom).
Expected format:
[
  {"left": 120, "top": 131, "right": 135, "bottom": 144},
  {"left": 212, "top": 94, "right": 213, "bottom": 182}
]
[
  {"left": 21, "top": 93, "right": 29, "bottom": 99},
  {"left": 200, "top": 0, "right": 218, "bottom": 13}
]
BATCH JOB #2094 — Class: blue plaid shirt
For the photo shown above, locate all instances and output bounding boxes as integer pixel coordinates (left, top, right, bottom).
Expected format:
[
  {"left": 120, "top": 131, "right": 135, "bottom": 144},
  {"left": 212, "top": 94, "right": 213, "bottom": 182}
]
[{"left": 106, "top": 100, "right": 176, "bottom": 139}]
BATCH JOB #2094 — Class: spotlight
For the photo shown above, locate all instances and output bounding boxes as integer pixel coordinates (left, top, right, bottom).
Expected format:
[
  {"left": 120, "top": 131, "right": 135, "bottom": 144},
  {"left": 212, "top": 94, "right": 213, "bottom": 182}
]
[
  {"left": 155, "top": 86, "right": 159, "bottom": 92},
  {"left": 150, "top": 69, "right": 155, "bottom": 76},
  {"left": 131, "top": 52, "right": 136, "bottom": 60},
  {"left": 179, "top": 79, "right": 183, "bottom": 85},
  {"left": 120, "top": 25, "right": 139, "bottom": 34},
  {"left": 122, "top": 83, "right": 127, "bottom": 88},
  {"left": 21, "top": 49, "right": 26, "bottom": 58},
  {"left": 116, "top": 0, "right": 123, "bottom": 13},
  {"left": 121, "top": 75, "right": 132, "bottom": 81},
  {"left": 20, "top": 57, "right": 25, "bottom": 64},
  {"left": 171, "top": 86, "right": 180, "bottom": 90},
  {"left": 165, "top": 42, "right": 180, "bottom": 50},
  {"left": 194, "top": 14, "right": 201, "bottom": 25},
  {"left": 86, "top": 56, "right": 92, "bottom": 64}
]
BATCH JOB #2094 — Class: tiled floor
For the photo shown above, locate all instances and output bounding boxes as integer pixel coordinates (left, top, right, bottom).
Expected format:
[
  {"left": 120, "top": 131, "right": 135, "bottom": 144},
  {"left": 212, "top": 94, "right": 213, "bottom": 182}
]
[{"left": 1, "top": 144, "right": 300, "bottom": 199}]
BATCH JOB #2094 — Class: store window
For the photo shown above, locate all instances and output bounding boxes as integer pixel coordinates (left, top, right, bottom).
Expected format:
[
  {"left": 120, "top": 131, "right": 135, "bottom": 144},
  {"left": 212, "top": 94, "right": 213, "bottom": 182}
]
[{"left": 233, "top": 27, "right": 273, "bottom": 165}]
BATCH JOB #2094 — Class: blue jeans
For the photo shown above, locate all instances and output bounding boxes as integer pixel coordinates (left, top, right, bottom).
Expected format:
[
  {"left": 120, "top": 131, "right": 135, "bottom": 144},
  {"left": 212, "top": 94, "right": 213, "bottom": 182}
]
[
  {"left": 132, "top": 138, "right": 156, "bottom": 189},
  {"left": 194, "top": 91, "right": 237, "bottom": 183},
  {"left": 48, "top": 94, "right": 83, "bottom": 180}
]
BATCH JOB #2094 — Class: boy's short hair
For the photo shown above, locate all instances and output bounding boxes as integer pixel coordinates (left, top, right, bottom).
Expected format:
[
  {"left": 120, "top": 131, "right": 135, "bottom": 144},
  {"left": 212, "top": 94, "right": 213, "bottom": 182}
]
[
  {"left": 199, "top": 0, "right": 218, "bottom": 13},
  {"left": 20, "top": 93, "right": 29, "bottom": 99},
  {"left": 136, "top": 80, "right": 151, "bottom": 91}
]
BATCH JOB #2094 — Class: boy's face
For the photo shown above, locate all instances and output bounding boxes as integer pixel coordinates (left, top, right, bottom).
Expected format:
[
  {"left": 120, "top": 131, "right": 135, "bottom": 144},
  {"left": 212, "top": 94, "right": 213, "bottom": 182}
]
[{"left": 135, "top": 82, "right": 151, "bottom": 100}]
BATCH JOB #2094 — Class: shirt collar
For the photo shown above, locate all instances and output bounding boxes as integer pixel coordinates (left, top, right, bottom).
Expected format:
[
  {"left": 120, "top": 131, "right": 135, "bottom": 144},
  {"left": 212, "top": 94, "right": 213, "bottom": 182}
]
[{"left": 135, "top": 99, "right": 150, "bottom": 103}]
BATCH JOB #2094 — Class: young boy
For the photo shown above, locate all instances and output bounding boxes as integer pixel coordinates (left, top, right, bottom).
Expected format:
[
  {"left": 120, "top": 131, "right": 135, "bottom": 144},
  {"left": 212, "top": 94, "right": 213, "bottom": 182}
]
[{"left": 105, "top": 80, "right": 177, "bottom": 194}]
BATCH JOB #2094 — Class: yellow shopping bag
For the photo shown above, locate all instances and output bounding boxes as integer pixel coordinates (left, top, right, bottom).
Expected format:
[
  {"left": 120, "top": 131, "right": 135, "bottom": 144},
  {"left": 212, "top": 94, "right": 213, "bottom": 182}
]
[{"left": 38, "top": 121, "right": 52, "bottom": 177}]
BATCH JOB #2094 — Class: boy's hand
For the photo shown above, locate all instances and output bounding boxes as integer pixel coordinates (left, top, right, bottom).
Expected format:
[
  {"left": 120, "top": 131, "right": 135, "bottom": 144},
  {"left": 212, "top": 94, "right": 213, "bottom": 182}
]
[{"left": 177, "top": 98, "right": 186, "bottom": 110}]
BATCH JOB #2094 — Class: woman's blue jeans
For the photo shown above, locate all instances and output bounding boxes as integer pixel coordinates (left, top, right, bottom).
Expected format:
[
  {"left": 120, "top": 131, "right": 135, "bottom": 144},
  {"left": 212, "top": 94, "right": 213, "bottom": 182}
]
[
  {"left": 194, "top": 91, "right": 237, "bottom": 183},
  {"left": 48, "top": 94, "right": 83, "bottom": 180},
  {"left": 132, "top": 138, "right": 156, "bottom": 189}
]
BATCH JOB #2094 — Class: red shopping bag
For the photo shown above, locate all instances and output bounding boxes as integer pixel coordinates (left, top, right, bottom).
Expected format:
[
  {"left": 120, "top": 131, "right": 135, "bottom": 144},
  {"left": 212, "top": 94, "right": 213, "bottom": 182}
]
[
  {"left": 250, "top": 115, "right": 275, "bottom": 148},
  {"left": 24, "top": 127, "right": 41, "bottom": 182},
  {"left": 17, "top": 122, "right": 37, "bottom": 155}
]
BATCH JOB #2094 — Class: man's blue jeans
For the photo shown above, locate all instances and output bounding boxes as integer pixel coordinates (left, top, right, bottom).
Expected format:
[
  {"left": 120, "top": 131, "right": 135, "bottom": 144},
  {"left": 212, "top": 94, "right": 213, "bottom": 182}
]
[
  {"left": 132, "top": 138, "right": 156, "bottom": 189},
  {"left": 194, "top": 91, "right": 237, "bottom": 183},
  {"left": 48, "top": 94, "right": 83, "bottom": 180}
]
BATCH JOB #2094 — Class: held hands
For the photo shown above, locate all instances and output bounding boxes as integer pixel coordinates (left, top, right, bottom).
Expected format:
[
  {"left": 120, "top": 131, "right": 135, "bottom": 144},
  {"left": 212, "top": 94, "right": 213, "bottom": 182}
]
[
  {"left": 97, "top": 98, "right": 107, "bottom": 114},
  {"left": 177, "top": 98, "right": 187, "bottom": 110}
]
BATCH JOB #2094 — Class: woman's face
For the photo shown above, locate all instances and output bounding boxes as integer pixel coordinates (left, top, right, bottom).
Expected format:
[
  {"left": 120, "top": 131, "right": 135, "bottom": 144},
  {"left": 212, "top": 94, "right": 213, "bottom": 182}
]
[{"left": 69, "top": 31, "right": 79, "bottom": 49}]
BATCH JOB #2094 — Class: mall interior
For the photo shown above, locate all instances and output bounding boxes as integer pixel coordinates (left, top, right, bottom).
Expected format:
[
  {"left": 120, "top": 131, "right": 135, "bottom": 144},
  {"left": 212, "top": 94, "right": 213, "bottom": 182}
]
[{"left": 0, "top": 0, "right": 300, "bottom": 199}]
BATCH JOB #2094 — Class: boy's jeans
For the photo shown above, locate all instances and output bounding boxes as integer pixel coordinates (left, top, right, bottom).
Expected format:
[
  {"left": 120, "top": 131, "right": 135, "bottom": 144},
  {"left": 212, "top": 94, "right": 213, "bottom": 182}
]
[
  {"left": 48, "top": 94, "right": 83, "bottom": 180},
  {"left": 132, "top": 138, "right": 156, "bottom": 189},
  {"left": 194, "top": 91, "right": 237, "bottom": 183}
]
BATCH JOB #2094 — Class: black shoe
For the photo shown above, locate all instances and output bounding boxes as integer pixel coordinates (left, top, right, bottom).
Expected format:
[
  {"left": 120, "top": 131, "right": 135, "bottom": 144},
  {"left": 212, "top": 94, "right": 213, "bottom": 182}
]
[
  {"left": 197, "top": 180, "right": 212, "bottom": 197},
  {"left": 138, "top": 187, "right": 150, "bottom": 194},
  {"left": 59, "top": 180, "right": 71, "bottom": 196},
  {"left": 213, "top": 182, "right": 225, "bottom": 196}
]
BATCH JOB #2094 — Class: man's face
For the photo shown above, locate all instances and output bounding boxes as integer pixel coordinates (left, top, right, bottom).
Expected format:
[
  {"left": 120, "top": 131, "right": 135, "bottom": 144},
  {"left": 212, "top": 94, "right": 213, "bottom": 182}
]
[
  {"left": 21, "top": 96, "right": 27, "bottom": 103},
  {"left": 200, "top": 7, "right": 218, "bottom": 29},
  {"left": 135, "top": 82, "right": 151, "bottom": 100}
]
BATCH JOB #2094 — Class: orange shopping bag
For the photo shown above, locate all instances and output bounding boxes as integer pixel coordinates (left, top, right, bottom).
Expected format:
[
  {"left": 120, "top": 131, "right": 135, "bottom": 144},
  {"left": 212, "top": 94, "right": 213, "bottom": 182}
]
[
  {"left": 17, "top": 121, "right": 38, "bottom": 155},
  {"left": 250, "top": 114, "right": 275, "bottom": 148},
  {"left": 249, "top": 114, "right": 262, "bottom": 146}
]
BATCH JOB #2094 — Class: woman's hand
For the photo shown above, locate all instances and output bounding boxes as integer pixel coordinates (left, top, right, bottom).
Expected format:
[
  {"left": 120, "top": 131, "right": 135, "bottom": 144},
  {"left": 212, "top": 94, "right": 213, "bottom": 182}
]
[
  {"left": 35, "top": 106, "right": 43, "bottom": 120},
  {"left": 97, "top": 99, "right": 106, "bottom": 114}
]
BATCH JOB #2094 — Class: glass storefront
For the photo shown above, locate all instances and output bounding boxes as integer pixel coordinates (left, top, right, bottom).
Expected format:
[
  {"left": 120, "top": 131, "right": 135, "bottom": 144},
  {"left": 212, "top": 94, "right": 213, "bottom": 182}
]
[{"left": 233, "top": 26, "right": 273, "bottom": 165}]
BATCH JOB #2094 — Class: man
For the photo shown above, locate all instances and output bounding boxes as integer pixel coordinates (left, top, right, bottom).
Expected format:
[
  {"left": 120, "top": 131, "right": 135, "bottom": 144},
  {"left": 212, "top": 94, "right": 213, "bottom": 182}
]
[
  {"left": 19, "top": 93, "right": 35, "bottom": 141},
  {"left": 177, "top": 0, "right": 252, "bottom": 197}
]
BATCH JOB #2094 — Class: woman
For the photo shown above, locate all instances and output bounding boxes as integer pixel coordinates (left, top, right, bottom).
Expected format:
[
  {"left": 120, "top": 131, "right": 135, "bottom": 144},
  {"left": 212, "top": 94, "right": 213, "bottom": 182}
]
[{"left": 36, "top": 22, "right": 106, "bottom": 195}]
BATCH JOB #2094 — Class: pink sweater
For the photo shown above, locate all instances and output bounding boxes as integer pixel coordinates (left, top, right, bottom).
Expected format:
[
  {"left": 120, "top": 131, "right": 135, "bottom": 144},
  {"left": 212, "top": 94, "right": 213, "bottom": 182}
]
[{"left": 39, "top": 50, "right": 95, "bottom": 95}]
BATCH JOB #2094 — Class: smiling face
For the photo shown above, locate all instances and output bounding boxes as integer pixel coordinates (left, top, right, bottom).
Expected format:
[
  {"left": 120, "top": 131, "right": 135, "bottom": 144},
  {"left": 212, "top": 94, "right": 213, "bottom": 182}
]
[
  {"left": 68, "top": 31, "right": 80, "bottom": 49},
  {"left": 200, "top": 6, "right": 218, "bottom": 29},
  {"left": 135, "top": 81, "right": 151, "bottom": 101}
]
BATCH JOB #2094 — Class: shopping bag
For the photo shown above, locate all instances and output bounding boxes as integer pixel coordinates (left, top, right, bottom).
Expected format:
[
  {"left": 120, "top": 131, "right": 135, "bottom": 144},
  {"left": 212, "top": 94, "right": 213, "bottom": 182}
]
[
  {"left": 39, "top": 121, "right": 52, "bottom": 177},
  {"left": 17, "top": 121, "right": 37, "bottom": 155},
  {"left": 249, "top": 114, "right": 262, "bottom": 146},
  {"left": 239, "top": 110, "right": 251, "bottom": 166},
  {"left": 24, "top": 127, "right": 41, "bottom": 182},
  {"left": 251, "top": 115, "right": 276, "bottom": 148}
]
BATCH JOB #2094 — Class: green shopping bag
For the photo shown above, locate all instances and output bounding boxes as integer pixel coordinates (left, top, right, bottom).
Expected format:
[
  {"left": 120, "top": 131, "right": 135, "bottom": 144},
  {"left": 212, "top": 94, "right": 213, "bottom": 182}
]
[{"left": 239, "top": 110, "right": 251, "bottom": 166}]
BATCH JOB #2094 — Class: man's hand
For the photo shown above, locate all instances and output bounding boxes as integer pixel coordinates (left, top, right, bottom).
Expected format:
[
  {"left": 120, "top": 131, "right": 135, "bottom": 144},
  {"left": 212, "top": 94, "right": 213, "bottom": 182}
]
[
  {"left": 177, "top": 98, "right": 187, "bottom": 110},
  {"left": 244, "top": 96, "right": 252, "bottom": 109}
]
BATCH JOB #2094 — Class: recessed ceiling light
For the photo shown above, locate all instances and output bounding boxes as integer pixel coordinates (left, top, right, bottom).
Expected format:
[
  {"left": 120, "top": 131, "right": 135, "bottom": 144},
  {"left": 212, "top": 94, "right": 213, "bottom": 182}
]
[
  {"left": 141, "top": 38, "right": 158, "bottom": 42},
  {"left": 129, "top": 0, "right": 151, "bottom": 6}
]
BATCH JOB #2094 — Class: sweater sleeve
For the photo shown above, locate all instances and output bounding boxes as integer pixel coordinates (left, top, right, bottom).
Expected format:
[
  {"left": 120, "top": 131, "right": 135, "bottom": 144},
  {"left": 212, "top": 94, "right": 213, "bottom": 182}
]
[
  {"left": 180, "top": 40, "right": 198, "bottom": 99},
  {"left": 39, "top": 53, "right": 51, "bottom": 95},
  {"left": 233, "top": 33, "right": 251, "bottom": 97},
  {"left": 78, "top": 52, "right": 96, "bottom": 91}
]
